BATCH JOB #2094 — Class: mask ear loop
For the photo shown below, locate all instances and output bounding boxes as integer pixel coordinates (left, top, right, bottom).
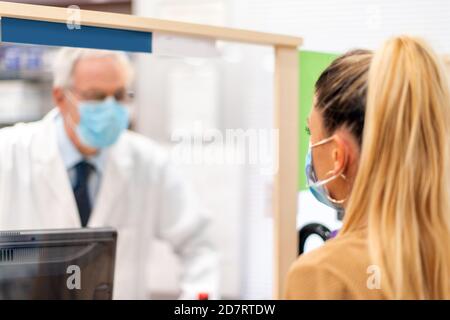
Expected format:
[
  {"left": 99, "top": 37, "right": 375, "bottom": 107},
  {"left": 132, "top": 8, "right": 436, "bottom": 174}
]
[
  {"left": 62, "top": 90, "right": 80, "bottom": 131},
  {"left": 61, "top": 90, "right": 87, "bottom": 151},
  {"left": 311, "top": 136, "right": 335, "bottom": 148},
  {"left": 325, "top": 175, "right": 347, "bottom": 204}
]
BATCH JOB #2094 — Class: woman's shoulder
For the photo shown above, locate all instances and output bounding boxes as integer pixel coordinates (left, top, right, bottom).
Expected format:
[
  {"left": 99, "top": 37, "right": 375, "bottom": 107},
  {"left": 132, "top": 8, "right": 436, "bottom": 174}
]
[
  {"left": 297, "top": 229, "right": 368, "bottom": 265},
  {"left": 285, "top": 229, "right": 383, "bottom": 299}
]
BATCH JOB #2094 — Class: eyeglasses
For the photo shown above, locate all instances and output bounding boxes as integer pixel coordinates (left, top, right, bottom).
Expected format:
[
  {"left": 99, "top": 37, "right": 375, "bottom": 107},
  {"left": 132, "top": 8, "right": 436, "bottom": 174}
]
[{"left": 69, "top": 88, "right": 134, "bottom": 103}]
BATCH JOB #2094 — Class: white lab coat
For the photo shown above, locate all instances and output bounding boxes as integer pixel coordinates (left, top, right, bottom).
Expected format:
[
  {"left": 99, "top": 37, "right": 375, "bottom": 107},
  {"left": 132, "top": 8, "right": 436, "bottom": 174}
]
[{"left": 0, "top": 109, "right": 219, "bottom": 299}]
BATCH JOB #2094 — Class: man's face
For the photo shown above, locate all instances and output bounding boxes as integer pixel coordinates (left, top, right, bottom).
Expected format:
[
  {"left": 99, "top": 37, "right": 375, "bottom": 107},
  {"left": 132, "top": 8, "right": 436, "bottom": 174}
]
[
  {"left": 53, "top": 56, "right": 129, "bottom": 153},
  {"left": 64, "top": 56, "right": 128, "bottom": 123}
]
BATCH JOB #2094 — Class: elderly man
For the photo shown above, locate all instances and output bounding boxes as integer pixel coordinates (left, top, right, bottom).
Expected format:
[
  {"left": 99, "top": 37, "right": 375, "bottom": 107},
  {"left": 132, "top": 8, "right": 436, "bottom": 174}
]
[{"left": 0, "top": 48, "right": 218, "bottom": 299}]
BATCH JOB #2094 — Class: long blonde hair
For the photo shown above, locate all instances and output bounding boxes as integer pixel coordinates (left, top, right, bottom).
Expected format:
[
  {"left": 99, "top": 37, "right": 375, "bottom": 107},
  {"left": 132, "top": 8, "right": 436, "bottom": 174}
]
[{"left": 340, "top": 36, "right": 450, "bottom": 299}]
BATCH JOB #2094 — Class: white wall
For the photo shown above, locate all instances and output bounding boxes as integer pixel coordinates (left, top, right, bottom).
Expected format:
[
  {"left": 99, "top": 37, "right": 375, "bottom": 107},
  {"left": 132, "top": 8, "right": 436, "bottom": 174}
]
[{"left": 206, "top": 0, "right": 450, "bottom": 53}]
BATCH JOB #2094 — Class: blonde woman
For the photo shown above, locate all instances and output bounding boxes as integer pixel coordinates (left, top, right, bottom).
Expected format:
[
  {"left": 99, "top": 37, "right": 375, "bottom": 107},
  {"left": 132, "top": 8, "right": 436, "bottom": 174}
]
[{"left": 286, "top": 36, "right": 450, "bottom": 299}]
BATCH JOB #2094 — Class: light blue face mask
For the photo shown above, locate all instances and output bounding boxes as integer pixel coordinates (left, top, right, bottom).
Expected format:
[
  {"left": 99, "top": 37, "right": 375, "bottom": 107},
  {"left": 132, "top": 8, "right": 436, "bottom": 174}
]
[
  {"left": 305, "top": 136, "right": 347, "bottom": 212},
  {"left": 67, "top": 93, "right": 129, "bottom": 149},
  {"left": 77, "top": 98, "right": 129, "bottom": 149}
]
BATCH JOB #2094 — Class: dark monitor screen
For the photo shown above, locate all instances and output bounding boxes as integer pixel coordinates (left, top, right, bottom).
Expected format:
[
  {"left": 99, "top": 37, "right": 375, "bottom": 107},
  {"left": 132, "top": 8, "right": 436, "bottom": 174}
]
[{"left": 0, "top": 227, "right": 117, "bottom": 300}]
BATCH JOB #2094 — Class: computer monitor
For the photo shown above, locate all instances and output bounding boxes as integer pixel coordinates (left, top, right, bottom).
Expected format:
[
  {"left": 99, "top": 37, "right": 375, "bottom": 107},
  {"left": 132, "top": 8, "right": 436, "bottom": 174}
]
[{"left": 0, "top": 227, "right": 117, "bottom": 300}]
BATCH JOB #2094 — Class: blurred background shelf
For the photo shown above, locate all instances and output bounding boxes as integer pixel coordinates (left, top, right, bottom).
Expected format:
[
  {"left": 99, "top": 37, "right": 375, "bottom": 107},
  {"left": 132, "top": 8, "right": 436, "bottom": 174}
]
[{"left": 0, "top": 70, "right": 53, "bottom": 81}]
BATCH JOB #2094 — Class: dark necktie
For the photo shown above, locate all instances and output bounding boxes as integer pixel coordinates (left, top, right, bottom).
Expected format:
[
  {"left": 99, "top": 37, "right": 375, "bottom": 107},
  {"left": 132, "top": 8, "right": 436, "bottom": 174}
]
[{"left": 73, "top": 160, "right": 95, "bottom": 227}]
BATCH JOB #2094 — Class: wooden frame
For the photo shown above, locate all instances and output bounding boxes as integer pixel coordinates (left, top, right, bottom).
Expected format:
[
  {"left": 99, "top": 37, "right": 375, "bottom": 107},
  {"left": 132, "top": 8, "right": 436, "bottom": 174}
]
[{"left": 0, "top": 1, "right": 302, "bottom": 299}]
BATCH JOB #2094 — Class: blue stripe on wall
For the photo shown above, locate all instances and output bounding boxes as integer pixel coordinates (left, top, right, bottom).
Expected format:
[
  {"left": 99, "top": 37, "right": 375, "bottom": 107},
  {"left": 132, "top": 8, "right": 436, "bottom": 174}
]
[{"left": 1, "top": 17, "right": 152, "bottom": 53}]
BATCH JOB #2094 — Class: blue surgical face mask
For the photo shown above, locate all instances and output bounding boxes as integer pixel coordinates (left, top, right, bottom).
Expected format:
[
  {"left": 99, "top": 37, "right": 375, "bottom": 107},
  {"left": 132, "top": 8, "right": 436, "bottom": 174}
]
[
  {"left": 305, "top": 136, "right": 346, "bottom": 212},
  {"left": 67, "top": 93, "right": 129, "bottom": 149}
]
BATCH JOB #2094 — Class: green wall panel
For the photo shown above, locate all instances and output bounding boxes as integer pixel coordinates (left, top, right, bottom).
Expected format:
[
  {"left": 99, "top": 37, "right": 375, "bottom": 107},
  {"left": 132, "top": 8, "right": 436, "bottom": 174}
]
[{"left": 298, "top": 50, "right": 339, "bottom": 191}]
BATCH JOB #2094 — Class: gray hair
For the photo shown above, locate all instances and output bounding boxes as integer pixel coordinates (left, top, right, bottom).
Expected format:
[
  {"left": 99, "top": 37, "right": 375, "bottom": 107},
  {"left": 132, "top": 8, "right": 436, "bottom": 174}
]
[{"left": 52, "top": 47, "right": 134, "bottom": 88}]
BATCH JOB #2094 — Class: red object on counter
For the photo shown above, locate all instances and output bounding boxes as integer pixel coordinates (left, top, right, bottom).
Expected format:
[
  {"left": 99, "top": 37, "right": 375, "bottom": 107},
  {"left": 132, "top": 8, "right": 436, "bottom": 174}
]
[{"left": 198, "top": 292, "right": 209, "bottom": 300}]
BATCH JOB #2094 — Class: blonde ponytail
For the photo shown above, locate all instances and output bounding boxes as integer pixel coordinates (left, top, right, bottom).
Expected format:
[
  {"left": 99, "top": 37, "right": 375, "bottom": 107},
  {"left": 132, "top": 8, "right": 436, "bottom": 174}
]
[{"left": 340, "top": 36, "right": 450, "bottom": 299}]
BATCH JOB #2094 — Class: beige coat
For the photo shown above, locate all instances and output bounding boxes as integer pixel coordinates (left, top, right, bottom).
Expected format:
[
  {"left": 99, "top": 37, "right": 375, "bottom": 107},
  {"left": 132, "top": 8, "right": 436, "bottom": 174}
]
[{"left": 285, "top": 229, "right": 386, "bottom": 299}]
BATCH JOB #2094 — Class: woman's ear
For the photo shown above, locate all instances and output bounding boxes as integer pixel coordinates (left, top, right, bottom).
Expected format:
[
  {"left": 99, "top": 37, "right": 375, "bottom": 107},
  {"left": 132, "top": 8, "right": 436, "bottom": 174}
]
[{"left": 331, "top": 134, "right": 349, "bottom": 175}]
